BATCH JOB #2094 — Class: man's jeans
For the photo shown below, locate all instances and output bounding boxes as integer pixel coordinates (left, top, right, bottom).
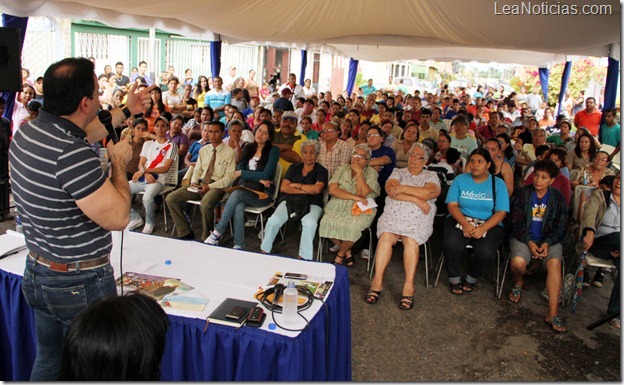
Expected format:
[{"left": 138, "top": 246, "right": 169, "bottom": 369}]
[
  {"left": 21, "top": 257, "right": 116, "bottom": 380},
  {"left": 260, "top": 201, "right": 322, "bottom": 260},
  {"left": 129, "top": 180, "right": 165, "bottom": 225},
  {"left": 214, "top": 188, "right": 271, "bottom": 249}
]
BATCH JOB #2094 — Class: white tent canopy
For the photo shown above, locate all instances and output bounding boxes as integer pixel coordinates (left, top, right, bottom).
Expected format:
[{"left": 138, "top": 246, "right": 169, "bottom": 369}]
[{"left": 1, "top": 0, "right": 620, "bottom": 66}]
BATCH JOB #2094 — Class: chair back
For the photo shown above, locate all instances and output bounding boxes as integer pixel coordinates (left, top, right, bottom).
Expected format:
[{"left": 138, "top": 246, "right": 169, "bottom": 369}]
[
  {"left": 271, "top": 163, "right": 283, "bottom": 202},
  {"left": 163, "top": 155, "right": 179, "bottom": 187}
]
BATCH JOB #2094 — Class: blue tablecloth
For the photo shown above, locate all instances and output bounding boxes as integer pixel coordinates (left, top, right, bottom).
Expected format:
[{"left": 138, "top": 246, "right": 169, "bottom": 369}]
[{"left": 0, "top": 265, "right": 351, "bottom": 381}]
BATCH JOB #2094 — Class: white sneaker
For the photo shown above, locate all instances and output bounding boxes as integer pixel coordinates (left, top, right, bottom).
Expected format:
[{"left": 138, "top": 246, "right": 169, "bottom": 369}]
[
  {"left": 233, "top": 245, "right": 243, "bottom": 250},
  {"left": 245, "top": 219, "right": 256, "bottom": 228},
  {"left": 204, "top": 231, "right": 222, "bottom": 245},
  {"left": 360, "top": 249, "right": 370, "bottom": 260},
  {"left": 142, "top": 223, "right": 154, "bottom": 234},
  {"left": 127, "top": 217, "right": 144, "bottom": 230}
]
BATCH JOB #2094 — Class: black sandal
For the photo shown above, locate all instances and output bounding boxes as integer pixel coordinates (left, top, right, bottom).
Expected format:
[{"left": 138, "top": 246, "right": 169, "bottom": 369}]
[
  {"left": 462, "top": 281, "right": 475, "bottom": 293},
  {"left": 344, "top": 252, "right": 355, "bottom": 268},
  {"left": 399, "top": 296, "right": 414, "bottom": 310},
  {"left": 450, "top": 283, "right": 463, "bottom": 296},
  {"left": 365, "top": 289, "right": 382, "bottom": 304},
  {"left": 333, "top": 254, "right": 345, "bottom": 265}
]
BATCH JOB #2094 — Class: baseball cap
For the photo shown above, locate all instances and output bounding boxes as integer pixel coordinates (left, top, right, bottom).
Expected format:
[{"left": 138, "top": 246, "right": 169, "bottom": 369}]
[
  {"left": 154, "top": 115, "right": 169, "bottom": 126},
  {"left": 281, "top": 88, "right": 292, "bottom": 96},
  {"left": 282, "top": 111, "right": 298, "bottom": 121}
]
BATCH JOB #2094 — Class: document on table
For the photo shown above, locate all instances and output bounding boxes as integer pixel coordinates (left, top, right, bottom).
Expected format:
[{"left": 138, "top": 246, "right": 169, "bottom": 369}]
[{"left": 0, "top": 231, "right": 26, "bottom": 259}]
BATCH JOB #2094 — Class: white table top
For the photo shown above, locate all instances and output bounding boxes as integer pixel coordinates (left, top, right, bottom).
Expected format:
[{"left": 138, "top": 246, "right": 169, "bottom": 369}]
[{"left": 0, "top": 230, "right": 336, "bottom": 337}]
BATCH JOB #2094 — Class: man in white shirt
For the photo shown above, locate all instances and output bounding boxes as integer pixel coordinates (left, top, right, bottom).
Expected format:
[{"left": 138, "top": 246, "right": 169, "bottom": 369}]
[{"left": 278, "top": 73, "right": 306, "bottom": 105}]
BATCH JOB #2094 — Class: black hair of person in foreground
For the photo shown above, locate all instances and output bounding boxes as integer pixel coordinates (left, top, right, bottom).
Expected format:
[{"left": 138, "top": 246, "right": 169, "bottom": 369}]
[{"left": 60, "top": 292, "right": 169, "bottom": 381}]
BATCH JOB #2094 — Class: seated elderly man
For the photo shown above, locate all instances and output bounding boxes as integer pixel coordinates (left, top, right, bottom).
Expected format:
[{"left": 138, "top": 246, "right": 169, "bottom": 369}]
[
  {"left": 317, "top": 121, "right": 353, "bottom": 178},
  {"left": 508, "top": 160, "right": 569, "bottom": 333},
  {"left": 260, "top": 140, "right": 328, "bottom": 260}
]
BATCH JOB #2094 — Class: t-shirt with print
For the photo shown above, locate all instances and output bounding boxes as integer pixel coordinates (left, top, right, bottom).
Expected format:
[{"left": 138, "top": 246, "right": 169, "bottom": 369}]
[
  {"left": 140, "top": 140, "right": 177, "bottom": 183},
  {"left": 445, "top": 172, "right": 510, "bottom": 224},
  {"left": 529, "top": 190, "right": 549, "bottom": 241}
]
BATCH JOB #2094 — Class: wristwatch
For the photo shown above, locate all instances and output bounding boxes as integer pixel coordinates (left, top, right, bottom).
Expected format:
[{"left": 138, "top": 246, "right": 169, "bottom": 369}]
[{"left": 140, "top": 167, "right": 146, "bottom": 174}]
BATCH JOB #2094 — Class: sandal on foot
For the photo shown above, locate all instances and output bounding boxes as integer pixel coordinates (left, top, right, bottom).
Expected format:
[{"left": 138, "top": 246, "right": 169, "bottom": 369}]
[
  {"left": 399, "top": 296, "right": 414, "bottom": 310},
  {"left": 365, "top": 289, "right": 382, "bottom": 304},
  {"left": 508, "top": 285, "right": 523, "bottom": 303},
  {"left": 345, "top": 252, "right": 355, "bottom": 268},
  {"left": 333, "top": 254, "right": 345, "bottom": 265},
  {"left": 449, "top": 283, "right": 463, "bottom": 296},
  {"left": 462, "top": 281, "right": 475, "bottom": 293},
  {"left": 610, "top": 318, "right": 621, "bottom": 329},
  {"left": 545, "top": 315, "right": 567, "bottom": 333}
]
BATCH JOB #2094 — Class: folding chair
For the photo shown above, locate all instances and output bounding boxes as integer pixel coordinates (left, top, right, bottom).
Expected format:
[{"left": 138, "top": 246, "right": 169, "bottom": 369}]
[
  {"left": 367, "top": 238, "right": 433, "bottom": 288},
  {"left": 316, "top": 227, "right": 372, "bottom": 264},
  {"left": 433, "top": 243, "right": 507, "bottom": 298},
  {"left": 563, "top": 249, "right": 617, "bottom": 308},
  {"left": 242, "top": 163, "right": 283, "bottom": 241},
  {"left": 137, "top": 155, "right": 178, "bottom": 232}
]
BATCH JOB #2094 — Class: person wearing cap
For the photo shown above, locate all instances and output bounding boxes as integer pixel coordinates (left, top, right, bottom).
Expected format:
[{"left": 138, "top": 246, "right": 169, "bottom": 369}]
[
  {"left": 278, "top": 73, "right": 306, "bottom": 104},
  {"left": 273, "top": 111, "right": 307, "bottom": 177},
  {"left": 127, "top": 115, "right": 177, "bottom": 234},
  {"left": 273, "top": 88, "right": 294, "bottom": 111}
]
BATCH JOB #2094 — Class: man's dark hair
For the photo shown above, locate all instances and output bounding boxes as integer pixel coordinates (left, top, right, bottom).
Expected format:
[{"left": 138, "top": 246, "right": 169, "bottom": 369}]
[
  {"left": 420, "top": 108, "right": 432, "bottom": 117},
  {"left": 367, "top": 125, "right": 386, "bottom": 139},
  {"left": 603, "top": 107, "right": 616, "bottom": 116},
  {"left": 59, "top": 292, "right": 169, "bottom": 381},
  {"left": 296, "top": 97, "right": 305, "bottom": 104},
  {"left": 138, "top": 60, "right": 147, "bottom": 66},
  {"left": 210, "top": 120, "right": 226, "bottom": 132},
  {"left": 171, "top": 114, "right": 184, "bottom": 124},
  {"left": 115, "top": 61, "right": 123, "bottom": 67},
  {"left": 451, "top": 114, "right": 469, "bottom": 128},
  {"left": 231, "top": 87, "right": 242, "bottom": 95},
  {"left": 42, "top": 57, "right": 96, "bottom": 116},
  {"left": 535, "top": 144, "right": 550, "bottom": 158},
  {"left": 547, "top": 147, "right": 567, "bottom": 164},
  {"left": 533, "top": 159, "right": 559, "bottom": 179}
]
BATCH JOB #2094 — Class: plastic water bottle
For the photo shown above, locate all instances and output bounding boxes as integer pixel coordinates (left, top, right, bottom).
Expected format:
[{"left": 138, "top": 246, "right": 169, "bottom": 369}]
[
  {"left": 15, "top": 213, "right": 23, "bottom": 233},
  {"left": 583, "top": 170, "right": 588, "bottom": 185},
  {"left": 282, "top": 281, "right": 298, "bottom": 325}
]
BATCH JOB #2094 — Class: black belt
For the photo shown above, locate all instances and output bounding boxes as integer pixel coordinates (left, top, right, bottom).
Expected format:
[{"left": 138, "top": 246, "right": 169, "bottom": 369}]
[{"left": 29, "top": 252, "right": 110, "bottom": 272}]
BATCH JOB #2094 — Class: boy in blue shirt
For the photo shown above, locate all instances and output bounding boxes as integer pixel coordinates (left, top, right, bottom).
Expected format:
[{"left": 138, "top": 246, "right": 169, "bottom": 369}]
[{"left": 599, "top": 108, "right": 620, "bottom": 162}]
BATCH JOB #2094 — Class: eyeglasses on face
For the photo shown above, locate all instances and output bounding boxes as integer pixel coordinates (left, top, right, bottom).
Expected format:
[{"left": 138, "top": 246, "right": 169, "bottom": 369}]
[
  {"left": 408, "top": 153, "right": 426, "bottom": 160},
  {"left": 352, "top": 153, "right": 369, "bottom": 160}
]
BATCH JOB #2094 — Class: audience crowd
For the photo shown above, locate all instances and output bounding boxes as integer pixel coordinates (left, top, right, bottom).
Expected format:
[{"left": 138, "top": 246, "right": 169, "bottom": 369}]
[{"left": 4, "top": 62, "right": 621, "bottom": 349}]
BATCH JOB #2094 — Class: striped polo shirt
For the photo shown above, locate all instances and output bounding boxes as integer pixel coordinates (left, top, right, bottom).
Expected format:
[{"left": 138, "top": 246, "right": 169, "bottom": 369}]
[{"left": 9, "top": 110, "right": 111, "bottom": 262}]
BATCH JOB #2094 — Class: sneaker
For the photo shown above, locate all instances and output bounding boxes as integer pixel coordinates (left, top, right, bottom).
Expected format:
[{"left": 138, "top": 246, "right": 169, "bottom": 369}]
[
  {"left": 245, "top": 219, "right": 256, "bottom": 228},
  {"left": 204, "top": 231, "right": 222, "bottom": 245},
  {"left": 142, "top": 223, "right": 154, "bottom": 234},
  {"left": 233, "top": 245, "right": 243, "bottom": 250},
  {"left": 360, "top": 249, "right": 370, "bottom": 260},
  {"left": 592, "top": 271, "right": 604, "bottom": 288},
  {"left": 127, "top": 217, "right": 144, "bottom": 231}
]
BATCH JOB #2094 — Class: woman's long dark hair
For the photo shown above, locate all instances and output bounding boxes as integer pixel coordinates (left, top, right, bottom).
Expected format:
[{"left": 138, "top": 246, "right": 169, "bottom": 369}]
[
  {"left": 574, "top": 132, "right": 598, "bottom": 160},
  {"left": 145, "top": 87, "right": 166, "bottom": 117},
  {"left": 496, "top": 133, "right": 514, "bottom": 160},
  {"left": 239, "top": 120, "right": 276, "bottom": 169},
  {"left": 194, "top": 75, "right": 210, "bottom": 98}
]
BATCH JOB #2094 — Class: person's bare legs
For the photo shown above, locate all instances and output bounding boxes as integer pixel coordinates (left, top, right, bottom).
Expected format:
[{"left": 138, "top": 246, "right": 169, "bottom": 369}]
[
  {"left": 509, "top": 256, "right": 526, "bottom": 302},
  {"left": 370, "top": 233, "right": 399, "bottom": 291},
  {"left": 545, "top": 258, "right": 562, "bottom": 320},
  {"left": 401, "top": 236, "right": 419, "bottom": 297}
]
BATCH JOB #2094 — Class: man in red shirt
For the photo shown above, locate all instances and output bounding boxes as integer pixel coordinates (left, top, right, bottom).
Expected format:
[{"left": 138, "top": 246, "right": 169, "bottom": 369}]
[{"left": 574, "top": 97, "right": 601, "bottom": 137}]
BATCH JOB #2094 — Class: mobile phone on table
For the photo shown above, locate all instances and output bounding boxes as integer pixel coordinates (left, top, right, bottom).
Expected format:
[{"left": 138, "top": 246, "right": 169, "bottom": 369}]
[{"left": 284, "top": 272, "right": 307, "bottom": 280}]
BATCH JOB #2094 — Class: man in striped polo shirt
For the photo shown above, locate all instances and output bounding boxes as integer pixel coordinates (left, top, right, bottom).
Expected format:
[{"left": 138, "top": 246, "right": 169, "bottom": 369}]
[{"left": 9, "top": 57, "right": 153, "bottom": 381}]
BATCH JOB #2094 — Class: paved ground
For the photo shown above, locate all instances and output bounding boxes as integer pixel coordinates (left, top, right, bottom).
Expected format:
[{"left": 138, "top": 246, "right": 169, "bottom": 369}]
[{"left": 1, "top": 196, "right": 620, "bottom": 381}]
